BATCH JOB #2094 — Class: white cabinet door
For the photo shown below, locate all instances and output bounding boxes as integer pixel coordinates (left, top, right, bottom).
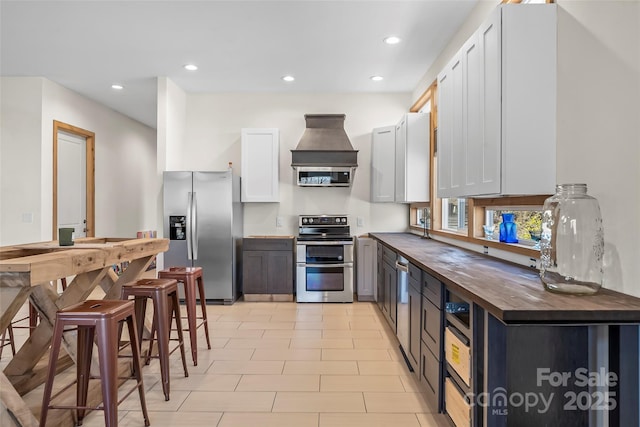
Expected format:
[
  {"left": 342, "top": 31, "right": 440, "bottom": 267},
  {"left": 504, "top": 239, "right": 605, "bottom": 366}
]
[
  {"left": 241, "top": 128, "right": 279, "bottom": 202},
  {"left": 436, "top": 4, "right": 556, "bottom": 198},
  {"left": 395, "top": 113, "right": 430, "bottom": 203},
  {"left": 394, "top": 116, "right": 407, "bottom": 202},
  {"left": 371, "top": 126, "right": 396, "bottom": 203},
  {"left": 462, "top": 32, "right": 482, "bottom": 196},
  {"left": 476, "top": 8, "right": 501, "bottom": 196},
  {"left": 437, "top": 54, "right": 463, "bottom": 199},
  {"left": 356, "top": 237, "right": 376, "bottom": 301},
  {"left": 500, "top": 4, "right": 556, "bottom": 195}
]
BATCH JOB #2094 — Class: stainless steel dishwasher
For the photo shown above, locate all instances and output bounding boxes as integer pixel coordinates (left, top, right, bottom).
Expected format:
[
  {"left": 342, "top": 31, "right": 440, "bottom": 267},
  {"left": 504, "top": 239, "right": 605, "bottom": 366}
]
[{"left": 395, "top": 254, "right": 410, "bottom": 362}]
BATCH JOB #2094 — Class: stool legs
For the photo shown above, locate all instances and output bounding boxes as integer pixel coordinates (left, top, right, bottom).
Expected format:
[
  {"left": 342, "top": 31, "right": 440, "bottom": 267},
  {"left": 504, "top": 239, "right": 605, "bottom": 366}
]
[
  {"left": 182, "top": 277, "right": 199, "bottom": 366},
  {"left": 152, "top": 290, "right": 171, "bottom": 401},
  {"left": 182, "top": 276, "right": 212, "bottom": 366},
  {"left": 126, "top": 314, "right": 150, "bottom": 427},
  {"left": 127, "top": 281, "right": 189, "bottom": 402},
  {"left": 172, "top": 291, "right": 190, "bottom": 379},
  {"left": 196, "top": 276, "right": 212, "bottom": 351},
  {"left": 96, "top": 320, "right": 118, "bottom": 426},
  {"left": 39, "top": 320, "right": 65, "bottom": 427},
  {"left": 76, "top": 326, "right": 95, "bottom": 424},
  {"left": 40, "top": 308, "right": 149, "bottom": 427}
]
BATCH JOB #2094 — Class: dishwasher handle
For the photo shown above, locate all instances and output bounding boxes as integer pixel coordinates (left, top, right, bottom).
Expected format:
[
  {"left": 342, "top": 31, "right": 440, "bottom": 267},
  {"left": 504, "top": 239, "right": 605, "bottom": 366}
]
[{"left": 395, "top": 261, "right": 409, "bottom": 273}]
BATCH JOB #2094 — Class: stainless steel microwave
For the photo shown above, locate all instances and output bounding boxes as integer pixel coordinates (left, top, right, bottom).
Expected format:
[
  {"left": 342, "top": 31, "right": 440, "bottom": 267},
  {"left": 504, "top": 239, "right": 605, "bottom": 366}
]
[{"left": 295, "top": 167, "right": 354, "bottom": 187}]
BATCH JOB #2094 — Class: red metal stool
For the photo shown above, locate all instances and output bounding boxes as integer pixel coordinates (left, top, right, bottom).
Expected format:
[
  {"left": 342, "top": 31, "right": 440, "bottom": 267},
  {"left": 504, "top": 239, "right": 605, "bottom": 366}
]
[
  {"left": 121, "top": 278, "right": 189, "bottom": 401},
  {"left": 157, "top": 267, "right": 211, "bottom": 366},
  {"left": 39, "top": 300, "right": 149, "bottom": 427}
]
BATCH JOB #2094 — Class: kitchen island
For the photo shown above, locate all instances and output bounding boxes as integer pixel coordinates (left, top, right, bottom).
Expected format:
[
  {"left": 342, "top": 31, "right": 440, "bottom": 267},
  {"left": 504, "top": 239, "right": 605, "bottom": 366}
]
[
  {"left": 370, "top": 232, "right": 640, "bottom": 427},
  {"left": 0, "top": 237, "right": 169, "bottom": 427}
]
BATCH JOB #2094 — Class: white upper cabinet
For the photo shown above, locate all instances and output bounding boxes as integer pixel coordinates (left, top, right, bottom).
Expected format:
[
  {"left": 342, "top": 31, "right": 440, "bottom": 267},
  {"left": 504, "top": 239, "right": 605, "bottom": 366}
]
[
  {"left": 371, "top": 125, "right": 396, "bottom": 203},
  {"left": 241, "top": 128, "right": 279, "bottom": 202},
  {"left": 437, "top": 4, "right": 557, "bottom": 198},
  {"left": 395, "top": 112, "right": 430, "bottom": 203}
]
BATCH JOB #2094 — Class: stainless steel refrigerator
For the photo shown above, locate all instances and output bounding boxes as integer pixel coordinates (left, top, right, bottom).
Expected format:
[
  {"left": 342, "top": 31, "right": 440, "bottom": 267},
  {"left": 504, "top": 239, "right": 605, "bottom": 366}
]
[{"left": 163, "top": 170, "right": 243, "bottom": 304}]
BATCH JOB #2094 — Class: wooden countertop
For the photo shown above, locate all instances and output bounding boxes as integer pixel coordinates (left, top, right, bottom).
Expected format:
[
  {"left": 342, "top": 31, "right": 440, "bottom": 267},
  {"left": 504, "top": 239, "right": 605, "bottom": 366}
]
[
  {"left": 369, "top": 232, "right": 640, "bottom": 324},
  {"left": 0, "top": 237, "right": 168, "bottom": 285}
]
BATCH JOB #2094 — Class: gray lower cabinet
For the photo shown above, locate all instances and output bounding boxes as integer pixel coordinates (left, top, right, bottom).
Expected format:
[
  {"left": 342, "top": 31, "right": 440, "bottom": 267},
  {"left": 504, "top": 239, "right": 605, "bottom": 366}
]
[
  {"left": 242, "top": 238, "right": 293, "bottom": 295},
  {"left": 421, "top": 271, "right": 444, "bottom": 413},
  {"left": 376, "top": 243, "right": 384, "bottom": 311},
  {"left": 408, "top": 264, "right": 422, "bottom": 372},
  {"left": 382, "top": 258, "right": 397, "bottom": 331}
]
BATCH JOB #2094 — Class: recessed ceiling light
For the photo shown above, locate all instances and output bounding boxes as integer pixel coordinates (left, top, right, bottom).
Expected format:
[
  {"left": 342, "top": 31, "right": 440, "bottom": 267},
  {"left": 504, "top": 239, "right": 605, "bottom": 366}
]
[
  {"left": 111, "top": 84, "right": 124, "bottom": 90},
  {"left": 184, "top": 64, "right": 198, "bottom": 71},
  {"left": 282, "top": 75, "right": 295, "bottom": 82},
  {"left": 383, "top": 36, "right": 402, "bottom": 45},
  {"left": 370, "top": 76, "right": 384, "bottom": 82}
]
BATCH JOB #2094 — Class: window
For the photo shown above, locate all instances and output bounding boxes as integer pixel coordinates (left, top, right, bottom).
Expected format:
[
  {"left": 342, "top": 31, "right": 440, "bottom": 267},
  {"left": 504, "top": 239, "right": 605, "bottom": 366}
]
[
  {"left": 415, "top": 207, "right": 431, "bottom": 229},
  {"left": 442, "top": 198, "right": 467, "bottom": 233},
  {"left": 485, "top": 208, "right": 542, "bottom": 247}
]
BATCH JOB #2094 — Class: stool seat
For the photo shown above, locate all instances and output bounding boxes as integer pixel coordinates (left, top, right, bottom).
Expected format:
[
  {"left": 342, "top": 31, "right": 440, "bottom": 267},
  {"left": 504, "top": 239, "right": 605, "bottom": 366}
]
[
  {"left": 158, "top": 267, "right": 211, "bottom": 366},
  {"left": 40, "top": 299, "right": 149, "bottom": 427},
  {"left": 122, "top": 278, "right": 188, "bottom": 401}
]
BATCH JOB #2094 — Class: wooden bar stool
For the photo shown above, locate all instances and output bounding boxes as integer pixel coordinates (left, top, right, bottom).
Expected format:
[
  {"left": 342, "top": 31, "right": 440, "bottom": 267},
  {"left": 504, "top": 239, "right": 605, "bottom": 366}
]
[
  {"left": 121, "top": 278, "right": 189, "bottom": 401},
  {"left": 158, "top": 267, "right": 211, "bottom": 366},
  {"left": 39, "top": 299, "right": 149, "bottom": 427}
]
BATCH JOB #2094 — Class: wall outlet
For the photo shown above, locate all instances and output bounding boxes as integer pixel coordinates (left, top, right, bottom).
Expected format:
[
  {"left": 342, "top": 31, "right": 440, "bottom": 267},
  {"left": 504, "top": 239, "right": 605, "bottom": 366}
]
[
  {"left": 21, "top": 212, "right": 33, "bottom": 223},
  {"left": 357, "top": 217, "right": 364, "bottom": 227},
  {"left": 276, "top": 216, "right": 284, "bottom": 227}
]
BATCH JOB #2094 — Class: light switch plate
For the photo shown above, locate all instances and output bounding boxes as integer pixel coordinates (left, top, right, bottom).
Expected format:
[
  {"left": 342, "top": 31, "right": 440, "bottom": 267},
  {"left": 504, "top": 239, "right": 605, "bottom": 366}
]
[
  {"left": 357, "top": 217, "right": 364, "bottom": 227},
  {"left": 276, "top": 216, "right": 284, "bottom": 227}
]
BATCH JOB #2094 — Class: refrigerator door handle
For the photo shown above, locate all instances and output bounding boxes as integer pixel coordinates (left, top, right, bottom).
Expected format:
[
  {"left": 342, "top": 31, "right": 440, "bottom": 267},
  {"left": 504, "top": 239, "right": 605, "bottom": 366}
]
[
  {"left": 186, "top": 192, "right": 193, "bottom": 260},
  {"left": 192, "top": 192, "right": 198, "bottom": 260}
]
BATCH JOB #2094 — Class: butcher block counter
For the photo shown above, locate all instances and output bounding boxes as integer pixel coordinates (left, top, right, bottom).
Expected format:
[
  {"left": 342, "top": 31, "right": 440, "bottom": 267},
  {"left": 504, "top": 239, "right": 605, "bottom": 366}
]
[
  {"left": 369, "top": 233, "right": 639, "bottom": 426},
  {"left": 0, "top": 237, "right": 169, "bottom": 427},
  {"left": 369, "top": 232, "right": 640, "bottom": 324}
]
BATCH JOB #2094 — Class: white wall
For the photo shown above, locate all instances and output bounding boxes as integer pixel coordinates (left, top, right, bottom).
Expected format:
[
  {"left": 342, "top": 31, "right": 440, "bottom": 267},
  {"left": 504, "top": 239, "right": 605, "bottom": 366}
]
[
  {"left": 164, "top": 92, "right": 412, "bottom": 237},
  {"left": 411, "top": 1, "right": 640, "bottom": 297},
  {"left": 0, "top": 77, "right": 44, "bottom": 244},
  {"left": 555, "top": 0, "right": 640, "bottom": 297},
  {"left": 0, "top": 77, "right": 158, "bottom": 244}
]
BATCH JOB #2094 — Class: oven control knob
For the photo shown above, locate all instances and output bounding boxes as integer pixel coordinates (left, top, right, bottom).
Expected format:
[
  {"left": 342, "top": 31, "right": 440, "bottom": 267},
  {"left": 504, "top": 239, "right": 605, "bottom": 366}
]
[
  {"left": 338, "top": 256, "right": 343, "bottom": 261},
  {"left": 302, "top": 218, "right": 307, "bottom": 224},
  {"left": 341, "top": 217, "right": 346, "bottom": 223},
  {"left": 308, "top": 218, "right": 314, "bottom": 223}
]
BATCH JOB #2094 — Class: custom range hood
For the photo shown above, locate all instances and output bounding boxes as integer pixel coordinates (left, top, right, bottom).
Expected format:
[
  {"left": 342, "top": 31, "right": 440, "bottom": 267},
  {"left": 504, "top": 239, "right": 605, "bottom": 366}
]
[{"left": 291, "top": 114, "right": 358, "bottom": 187}]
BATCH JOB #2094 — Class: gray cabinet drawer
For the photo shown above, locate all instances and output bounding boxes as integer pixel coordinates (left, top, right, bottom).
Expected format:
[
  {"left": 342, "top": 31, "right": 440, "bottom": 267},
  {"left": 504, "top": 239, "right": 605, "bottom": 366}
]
[
  {"left": 243, "top": 238, "right": 293, "bottom": 251},
  {"left": 423, "top": 272, "right": 443, "bottom": 308},
  {"left": 421, "top": 340, "right": 441, "bottom": 411},
  {"left": 382, "top": 245, "right": 396, "bottom": 265},
  {"left": 422, "top": 296, "right": 442, "bottom": 359},
  {"left": 409, "top": 263, "right": 422, "bottom": 284}
]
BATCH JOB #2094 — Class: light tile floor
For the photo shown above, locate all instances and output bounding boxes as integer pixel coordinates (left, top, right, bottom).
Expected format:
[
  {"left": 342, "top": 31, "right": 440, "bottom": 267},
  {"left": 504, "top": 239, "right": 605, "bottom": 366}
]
[{"left": 4, "top": 301, "right": 449, "bottom": 426}]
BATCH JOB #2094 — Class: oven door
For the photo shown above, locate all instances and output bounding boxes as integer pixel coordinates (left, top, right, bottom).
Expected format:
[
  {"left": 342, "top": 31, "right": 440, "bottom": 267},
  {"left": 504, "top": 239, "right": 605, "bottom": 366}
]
[
  {"left": 296, "top": 263, "right": 354, "bottom": 303},
  {"left": 296, "top": 241, "right": 354, "bottom": 303}
]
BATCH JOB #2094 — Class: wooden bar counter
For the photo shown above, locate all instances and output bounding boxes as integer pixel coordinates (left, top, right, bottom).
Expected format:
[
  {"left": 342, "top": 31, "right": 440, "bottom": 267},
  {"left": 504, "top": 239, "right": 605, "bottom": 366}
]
[{"left": 0, "top": 237, "right": 169, "bottom": 427}]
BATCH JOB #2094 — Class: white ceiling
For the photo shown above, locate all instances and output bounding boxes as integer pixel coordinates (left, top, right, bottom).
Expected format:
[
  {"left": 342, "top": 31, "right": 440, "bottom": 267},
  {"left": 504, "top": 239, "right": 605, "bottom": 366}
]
[{"left": 1, "top": 0, "right": 478, "bottom": 128}]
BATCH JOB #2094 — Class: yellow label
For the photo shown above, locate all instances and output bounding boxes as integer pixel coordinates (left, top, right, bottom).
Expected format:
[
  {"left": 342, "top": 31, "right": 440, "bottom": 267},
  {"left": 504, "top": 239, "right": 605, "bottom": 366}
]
[{"left": 451, "top": 344, "right": 460, "bottom": 364}]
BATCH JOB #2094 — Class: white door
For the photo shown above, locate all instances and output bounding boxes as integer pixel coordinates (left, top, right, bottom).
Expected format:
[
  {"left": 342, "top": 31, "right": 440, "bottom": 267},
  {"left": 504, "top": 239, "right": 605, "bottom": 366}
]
[{"left": 57, "top": 130, "right": 87, "bottom": 239}]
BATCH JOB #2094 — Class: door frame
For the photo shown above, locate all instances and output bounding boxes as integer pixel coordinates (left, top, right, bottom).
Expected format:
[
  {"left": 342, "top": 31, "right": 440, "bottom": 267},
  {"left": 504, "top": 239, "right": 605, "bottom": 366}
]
[{"left": 52, "top": 120, "right": 95, "bottom": 240}]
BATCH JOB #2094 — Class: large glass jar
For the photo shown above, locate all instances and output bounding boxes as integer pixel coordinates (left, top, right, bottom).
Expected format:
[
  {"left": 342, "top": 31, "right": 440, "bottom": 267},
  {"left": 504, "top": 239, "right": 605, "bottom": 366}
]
[{"left": 539, "top": 184, "right": 604, "bottom": 294}]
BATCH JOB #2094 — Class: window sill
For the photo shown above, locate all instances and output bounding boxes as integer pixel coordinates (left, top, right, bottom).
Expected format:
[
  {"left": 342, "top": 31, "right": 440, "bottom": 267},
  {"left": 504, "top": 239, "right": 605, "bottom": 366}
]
[{"left": 408, "top": 225, "right": 540, "bottom": 258}]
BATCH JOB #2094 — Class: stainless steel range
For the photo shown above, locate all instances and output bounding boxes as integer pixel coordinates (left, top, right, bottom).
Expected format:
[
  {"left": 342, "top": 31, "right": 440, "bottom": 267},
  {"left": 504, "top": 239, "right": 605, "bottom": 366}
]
[{"left": 296, "top": 215, "right": 354, "bottom": 303}]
